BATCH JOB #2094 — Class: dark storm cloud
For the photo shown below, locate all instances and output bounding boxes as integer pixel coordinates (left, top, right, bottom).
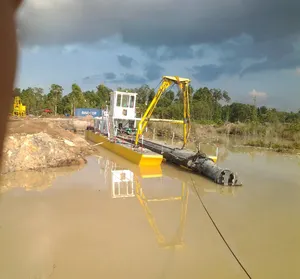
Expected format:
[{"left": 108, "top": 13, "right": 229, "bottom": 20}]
[
  {"left": 83, "top": 72, "right": 117, "bottom": 83},
  {"left": 191, "top": 62, "right": 241, "bottom": 82},
  {"left": 18, "top": 0, "right": 300, "bottom": 47},
  {"left": 121, "top": 74, "right": 147, "bottom": 84},
  {"left": 194, "top": 48, "right": 204, "bottom": 58},
  {"left": 117, "top": 55, "right": 135, "bottom": 68},
  {"left": 238, "top": 36, "right": 300, "bottom": 76},
  {"left": 191, "top": 65, "right": 223, "bottom": 82},
  {"left": 83, "top": 72, "right": 146, "bottom": 85},
  {"left": 144, "top": 46, "right": 195, "bottom": 61},
  {"left": 191, "top": 34, "right": 300, "bottom": 82},
  {"left": 241, "top": 53, "right": 300, "bottom": 76},
  {"left": 102, "top": 63, "right": 164, "bottom": 84},
  {"left": 159, "top": 46, "right": 194, "bottom": 61},
  {"left": 82, "top": 74, "right": 102, "bottom": 83},
  {"left": 103, "top": 72, "right": 117, "bottom": 80},
  {"left": 18, "top": 0, "right": 300, "bottom": 78},
  {"left": 144, "top": 63, "right": 164, "bottom": 81}
]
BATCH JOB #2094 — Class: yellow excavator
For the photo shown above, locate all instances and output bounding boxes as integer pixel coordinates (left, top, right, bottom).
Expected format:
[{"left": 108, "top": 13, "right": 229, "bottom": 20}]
[
  {"left": 12, "top": 93, "right": 26, "bottom": 117},
  {"left": 135, "top": 76, "right": 191, "bottom": 148}
]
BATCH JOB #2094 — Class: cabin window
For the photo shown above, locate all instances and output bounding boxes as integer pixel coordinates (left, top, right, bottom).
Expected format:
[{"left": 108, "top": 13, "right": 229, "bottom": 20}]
[
  {"left": 130, "top": 96, "right": 135, "bottom": 108},
  {"left": 117, "top": 94, "right": 121, "bottom": 106},
  {"left": 122, "top": 95, "right": 129, "bottom": 108}
]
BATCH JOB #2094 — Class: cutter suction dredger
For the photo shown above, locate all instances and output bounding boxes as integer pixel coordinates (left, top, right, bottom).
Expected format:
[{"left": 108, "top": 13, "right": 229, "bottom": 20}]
[
  {"left": 88, "top": 75, "right": 242, "bottom": 186},
  {"left": 133, "top": 75, "right": 241, "bottom": 186}
]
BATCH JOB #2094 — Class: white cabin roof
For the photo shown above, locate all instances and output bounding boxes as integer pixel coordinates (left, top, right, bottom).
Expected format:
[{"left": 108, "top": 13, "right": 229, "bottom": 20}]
[{"left": 112, "top": 90, "right": 137, "bottom": 95}]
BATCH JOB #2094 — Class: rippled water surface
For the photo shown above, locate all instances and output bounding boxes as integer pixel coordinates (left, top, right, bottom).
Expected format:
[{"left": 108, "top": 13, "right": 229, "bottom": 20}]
[{"left": 0, "top": 144, "right": 299, "bottom": 279}]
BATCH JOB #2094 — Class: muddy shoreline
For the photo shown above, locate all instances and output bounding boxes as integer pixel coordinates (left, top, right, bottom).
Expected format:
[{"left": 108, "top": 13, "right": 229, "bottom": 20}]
[{"left": 1, "top": 118, "right": 299, "bottom": 175}]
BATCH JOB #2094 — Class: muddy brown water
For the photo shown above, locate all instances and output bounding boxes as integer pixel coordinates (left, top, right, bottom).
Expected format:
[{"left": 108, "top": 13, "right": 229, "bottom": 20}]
[{"left": 0, "top": 144, "right": 299, "bottom": 279}]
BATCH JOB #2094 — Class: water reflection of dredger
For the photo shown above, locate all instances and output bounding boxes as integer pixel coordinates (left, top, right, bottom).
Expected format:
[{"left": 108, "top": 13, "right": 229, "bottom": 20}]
[
  {"left": 97, "top": 154, "right": 163, "bottom": 185},
  {"left": 135, "top": 177, "right": 188, "bottom": 249},
  {"left": 106, "top": 159, "right": 188, "bottom": 249},
  {"left": 111, "top": 169, "right": 135, "bottom": 199}
]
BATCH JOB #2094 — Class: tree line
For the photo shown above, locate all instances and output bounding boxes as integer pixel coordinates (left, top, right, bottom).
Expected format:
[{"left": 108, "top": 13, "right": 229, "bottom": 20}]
[{"left": 14, "top": 83, "right": 300, "bottom": 124}]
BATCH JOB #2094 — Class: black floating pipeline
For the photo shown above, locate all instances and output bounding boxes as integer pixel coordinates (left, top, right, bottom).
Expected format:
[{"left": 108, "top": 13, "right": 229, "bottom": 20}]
[
  {"left": 118, "top": 136, "right": 242, "bottom": 186},
  {"left": 165, "top": 149, "right": 242, "bottom": 186}
]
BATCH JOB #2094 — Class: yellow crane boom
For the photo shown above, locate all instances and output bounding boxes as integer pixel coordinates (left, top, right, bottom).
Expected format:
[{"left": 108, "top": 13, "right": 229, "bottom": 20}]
[{"left": 135, "top": 76, "right": 191, "bottom": 148}]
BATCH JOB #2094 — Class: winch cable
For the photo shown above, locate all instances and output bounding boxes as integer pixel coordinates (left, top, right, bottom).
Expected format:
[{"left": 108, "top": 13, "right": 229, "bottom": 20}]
[
  {"left": 190, "top": 177, "right": 252, "bottom": 279},
  {"left": 149, "top": 80, "right": 176, "bottom": 104}
]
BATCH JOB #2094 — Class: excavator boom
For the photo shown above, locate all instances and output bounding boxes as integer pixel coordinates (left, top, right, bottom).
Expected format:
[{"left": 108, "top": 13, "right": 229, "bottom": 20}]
[{"left": 135, "top": 76, "right": 191, "bottom": 148}]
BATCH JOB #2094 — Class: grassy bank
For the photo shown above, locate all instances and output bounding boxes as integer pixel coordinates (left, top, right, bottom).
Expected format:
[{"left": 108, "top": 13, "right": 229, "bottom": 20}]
[
  {"left": 244, "top": 140, "right": 300, "bottom": 153},
  {"left": 216, "top": 122, "right": 300, "bottom": 141},
  {"left": 147, "top": 122, "right": 300, "bottom": 153}
]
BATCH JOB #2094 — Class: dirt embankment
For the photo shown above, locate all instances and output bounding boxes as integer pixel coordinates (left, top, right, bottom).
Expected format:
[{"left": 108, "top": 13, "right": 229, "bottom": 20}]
[{"left": 1, "top": 119, "right": 94, "bottom": 174}]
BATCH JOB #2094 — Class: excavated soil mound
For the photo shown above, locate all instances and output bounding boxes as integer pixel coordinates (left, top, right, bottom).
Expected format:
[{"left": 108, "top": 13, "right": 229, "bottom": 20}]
[{"left": 1, "top": 119, "right": 94, "bottom": 174}]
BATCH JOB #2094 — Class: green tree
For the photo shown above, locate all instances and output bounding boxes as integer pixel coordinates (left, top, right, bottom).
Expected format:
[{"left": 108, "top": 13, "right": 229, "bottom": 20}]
[
  {"left": 69, "top": 83, "right": 85, "bottom": 115},
  {"left": 135, "top": 85, "right": 156, "bottom": 116},
  {"left": 117, "top": 87, "right": 136, "bottom": 93},
  {"left": 229, "top": 103, "right": 253, "bottom": 123},
  {"left": 83, "top": 90, "right": 99, "bottom": 108},
  {"left": 33, "top": 87, "right": 45, "bottom": 114},
  {"left": 61, "top": 95, "right": 72, "bottom": 115},
  {"left": 47, "top": 84, "right": 63, "bottom": 115},
  {"left": 12, "top": 82, "right": 300, "bottom": 127},
  {"left": 266, "top": 108, "right": 279, "bottom": 123},
  {"left": 210, "top": 89, "right": 224, "bottom": 123},
  {"left": 96, "top": 84, "right": 111, "bottom": 108},
  {"left": 20, "top": 87, "right": 44, "bottom": 115},
  {"left": 189, "top": 85, "right": 194, "bottom": 97},
  {"left": 222, "top": 91, "right": 231, "bottom": 103},
  {"left": 20, "top": 88, "right": 34, "bottom": 114},
  {"left": 222, "top": 91, "right": 231, "bottom": 122},
  {"left": 136, "top": 85, "right": 152, "bottom": 105},
  {"left": 157, "top": 90, "right": 174, "bottom": 108}
]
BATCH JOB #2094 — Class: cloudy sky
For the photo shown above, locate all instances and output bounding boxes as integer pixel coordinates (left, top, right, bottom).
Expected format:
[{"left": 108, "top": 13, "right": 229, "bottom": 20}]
[{"left": 16, "top": 0, "right": 300, "bottom": 111}]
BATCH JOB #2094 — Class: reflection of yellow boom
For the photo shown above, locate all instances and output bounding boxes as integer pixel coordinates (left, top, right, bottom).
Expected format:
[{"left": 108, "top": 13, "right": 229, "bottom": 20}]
[
  {"left": 135, "top": 177, "right": 189, "bottom": 249},
  {"left": 107, "top": 160, "right": 188, "bottom": 248},
  {"left": 135, "top": 76, "right": 191, "bottom": 148}
]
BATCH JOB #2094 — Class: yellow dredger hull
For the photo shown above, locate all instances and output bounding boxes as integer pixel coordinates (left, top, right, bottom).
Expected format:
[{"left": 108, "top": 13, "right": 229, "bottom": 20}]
[{"left": 85, "top": 130, "right": 163, "bottom": 167}]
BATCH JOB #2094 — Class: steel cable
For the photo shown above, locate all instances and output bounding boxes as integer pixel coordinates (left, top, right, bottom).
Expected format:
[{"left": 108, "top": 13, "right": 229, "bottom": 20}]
[{"left": 190, "top": 177, "right": 252, "bottom": 279}]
